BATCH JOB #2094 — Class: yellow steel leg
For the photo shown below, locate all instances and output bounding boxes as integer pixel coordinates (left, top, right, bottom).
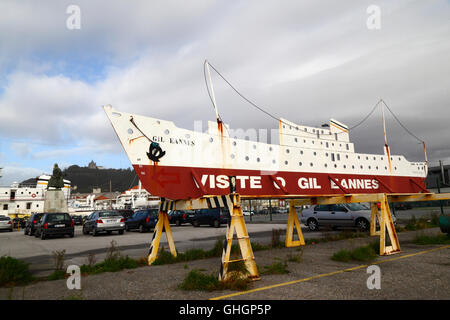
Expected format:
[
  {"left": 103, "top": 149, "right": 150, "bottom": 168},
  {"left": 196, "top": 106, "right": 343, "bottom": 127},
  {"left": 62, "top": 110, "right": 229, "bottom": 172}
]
[
  {"left": 148, "top": 211, "right": 177, "bottom": 265},
  {"left": 370, "top": 202, "right": 381, "bottom": 236},
  {"left": 285, "top": 201, "right": 305, "bottom": 247},
  {"left": 219, "top": 194, "right": 260, "bottom": 281},
  {"left": 378, "top": 194, "right": 401, "bottom": 255}
]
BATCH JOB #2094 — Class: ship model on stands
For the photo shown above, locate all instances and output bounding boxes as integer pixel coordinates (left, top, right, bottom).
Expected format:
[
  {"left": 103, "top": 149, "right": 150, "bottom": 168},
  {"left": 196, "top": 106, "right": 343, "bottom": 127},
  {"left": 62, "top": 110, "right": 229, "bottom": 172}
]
[{"left": 104, "top": 62, "right": 428, "bottom": 200}]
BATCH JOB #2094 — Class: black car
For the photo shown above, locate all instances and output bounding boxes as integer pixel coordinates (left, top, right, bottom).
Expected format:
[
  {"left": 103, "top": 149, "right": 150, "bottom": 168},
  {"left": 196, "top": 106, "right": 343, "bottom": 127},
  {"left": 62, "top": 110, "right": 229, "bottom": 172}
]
[
  {"left": 115, "top": 209, "right": 134, "bottom": 221},
  {"left": 82, "top": 210, "right": 126, "bottom": 236},
  {"left": 191, "top": 208, "right": 229, "bottom": 228},
  {"left": 72, "top": 215, "right": 83, "bottom": 226},
  {"left": 34, "top": 212, "right": 74, "bottom": 240},
  {"left": 125, "top": 209, "right": 158, "bottom": 233},
  {"left": 24, "top": 213, "right": 43, "bottom": 236},
  {"left": 169, "top": 210, "right": 195, "bottom": 226}
]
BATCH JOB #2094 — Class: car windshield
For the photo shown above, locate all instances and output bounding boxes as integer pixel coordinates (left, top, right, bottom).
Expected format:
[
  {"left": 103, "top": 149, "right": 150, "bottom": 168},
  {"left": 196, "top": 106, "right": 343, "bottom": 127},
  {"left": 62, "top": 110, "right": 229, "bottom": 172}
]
[
  {"left": 345, "top": 203, "right": 369, "bottom": 211},
  {"left": 99, "top": 211, "right": 120, "bottom": 217},
  {"left": 46, "top": 214, "right": 70, "bottom": 222}
]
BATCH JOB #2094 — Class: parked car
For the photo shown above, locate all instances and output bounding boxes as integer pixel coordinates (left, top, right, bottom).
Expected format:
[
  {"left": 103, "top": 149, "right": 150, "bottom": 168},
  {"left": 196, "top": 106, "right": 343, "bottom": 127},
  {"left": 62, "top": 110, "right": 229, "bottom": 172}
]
[
  {"left": 168, "top": 210, "right": 195, "bottom": 226},
  {"left": 301, "top": 203, "right": 396, "bottom": 232},
  {"left": 72, "top": 215, "right": 83, "bottom": 226},
  {"left": 12, "top": 217, "right": 26, "bottom": 229},
  {"left": 34, "top": 212, "right": 74, "bottom": 240},
  {"left": 242, "top": 210, "right": 255, "bottom": 216},
  {"left": 115, "top": 209, "right": 134, "bottom": 221},
  {"left": 125, "top": 209, "right": 158, "bottom": 232},
  {"left": 0, "top": 216, "right": 13, "bottom": 232},
  {"left": 82, "top": 210, "right": 126, "bottom": 236},
  {"left": 191, "top": 208, "right": 229, "bottom": 228},
  {"left": 24, "top": 213, "right": 43, "bottom": 236}
]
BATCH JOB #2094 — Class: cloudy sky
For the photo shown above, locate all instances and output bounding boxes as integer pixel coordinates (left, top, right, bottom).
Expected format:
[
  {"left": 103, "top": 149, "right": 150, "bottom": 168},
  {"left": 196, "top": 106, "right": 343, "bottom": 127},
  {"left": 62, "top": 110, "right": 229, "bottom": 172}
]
[{"left": 0, "top": 0, "right": 449, "bottom": 184}]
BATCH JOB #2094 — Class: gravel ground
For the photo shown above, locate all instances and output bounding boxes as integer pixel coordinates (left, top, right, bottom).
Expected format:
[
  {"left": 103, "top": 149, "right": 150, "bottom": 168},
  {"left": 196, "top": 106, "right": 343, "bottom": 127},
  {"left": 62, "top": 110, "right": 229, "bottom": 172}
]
[{"left": 1, "top": 228, "right": 448, "bottom": 300}]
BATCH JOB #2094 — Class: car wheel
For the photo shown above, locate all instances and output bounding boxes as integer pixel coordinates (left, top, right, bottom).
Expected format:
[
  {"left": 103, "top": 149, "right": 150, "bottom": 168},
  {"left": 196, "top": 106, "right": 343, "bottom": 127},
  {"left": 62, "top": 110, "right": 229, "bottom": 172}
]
[
  {"left": 139, "top": 225, "right": 145, "bottom": 233},
  {"left": 24, "top": 228, "right": 28, "bottom": 235},
  {"left": 93, "top": 228, "right": 98, "bottom": 237},
  {"left": 107, "top": 230, "right": 112, "bottom": 235},
  {"left": 40, "top": 231, "right": 46, "bottom": 240},
  {"left": 82, "top": 226, "right": 89, "bottom": 235},
  {"left": 307, "top": 218, "right": 319, "bottom": 232},
  {"left": 193, "top": 220, "right": 199, "bottom": 227},
  {"left": 176, "top": 219, "right": 181, "bottom": 226},
  {"left": 356, "top": 218, "right": 369, "bottom": 232},
  {"left": 213, "top": 220, "right": 220, "bottom": 228},
  {"left": 118, "top": 230, "right": 124, "bottom": 235}
]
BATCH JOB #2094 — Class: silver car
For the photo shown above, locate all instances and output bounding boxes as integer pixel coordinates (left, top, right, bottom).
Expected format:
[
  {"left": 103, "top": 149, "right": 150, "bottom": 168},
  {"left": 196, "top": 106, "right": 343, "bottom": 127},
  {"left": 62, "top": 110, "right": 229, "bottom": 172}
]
[
  {"left": 0, "top": 216, "right": 13, "bottom": 232},
  {"left": 300, "top": 203, "right": 395, "bottom": 232}
]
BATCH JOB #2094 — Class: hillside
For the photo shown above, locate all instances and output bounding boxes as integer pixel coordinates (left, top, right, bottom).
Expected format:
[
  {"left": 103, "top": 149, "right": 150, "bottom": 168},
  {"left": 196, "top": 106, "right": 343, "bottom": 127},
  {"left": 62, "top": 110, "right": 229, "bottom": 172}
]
[{"left": 21, "top": 165, "right": 138, "bottom": 193}]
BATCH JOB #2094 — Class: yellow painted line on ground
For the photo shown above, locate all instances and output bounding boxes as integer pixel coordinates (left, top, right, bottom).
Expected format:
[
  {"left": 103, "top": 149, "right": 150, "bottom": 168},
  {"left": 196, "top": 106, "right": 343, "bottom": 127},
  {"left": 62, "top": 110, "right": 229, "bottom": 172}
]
[{"left": 210, "top": 245, "right": 450, "bottom": 300}]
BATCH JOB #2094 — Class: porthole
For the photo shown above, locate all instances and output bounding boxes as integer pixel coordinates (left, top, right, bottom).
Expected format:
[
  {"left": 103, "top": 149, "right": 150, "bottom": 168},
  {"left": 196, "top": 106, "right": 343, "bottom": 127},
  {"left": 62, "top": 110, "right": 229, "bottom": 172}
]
[
  {"left": 358, "top": 156, "right": 361, "bottom": 159},
  {"left": 253, "top": 145, "right": 257, "bottom": 149},
  {"left": 394, "top": 167, "right": 397, "bottom": 170},
  {"left": 272, "top": 160, "right": 276, "bottom": 164},
  {"left": 310, "top": 163, "right": 313, "bottom": 167},
  {"left": 312, "top": 141, "right": 315, "bottom": 144},
  {"left": 185, "top": 134, "right": 191, "bottom": 139},
  {"left": 352, "top": 165, "right": 355, "bottom": 169},
  {"left": 368, "top": 166, "right": 371, "bottom": 169},
  {"left": 303, "top": 139, "right": 306, "bottom": 143},
  {"left": 381, "top": 157, "right": 383, "bottom": 161},
  {"left": 326, "top": 153, "right": 329, "bottom": 157},
  {"left": 299, "top": 162, "right": 302, "bottom": 166},
  {"left": 286, "top": 149, "right": 290, "bottom": 153},
  {"left": 285, "top": 161, "right": 288, "bottom": 165},
  {"left": 127, "top": 128, "right": 133, "bottom": 135},
  {"left": 283, "top": 125, "right": 285, "bottom": 128},
  {"left": 300, "top": 150, "right": 304, "bottom": 155},
  {"left": 257, "top": 158, "right": 260, "bottom": 162},
  {"left": 269, "top": 147, "right": 273, "bottom": 151},
  {"left": 209, "top": 137, "right": 213, "bottom": 142},
  {"left": 324, "top": 163, "right": 328, "bottom": 167},
  {"left": 334, "top": 164, "right": 337, "bottom": 168},
  {"left": 294, "top": 138, "right": 298, "bottom": 142},
  {"left": 373, "top": 157, "right": 376, "bottom": 160},
  {"left": 385, "top": 166, "right": 387, "bottom": 170},
  {"left": 164, "top": 129, "right": 170, "bottom": 135},
  {"left": 398, "top": 157, "right": 401, "bottom": 161},
  {"left": 366, "top": 156, "right": 369, "bottom": 160},
  {"left": 343, "top": 165, "right": 346, "bottom": 169},
  {"left": 245, "top": 156, "right": 249, "bottom": 161},
  {"left": 376, "top": 166, "right": 379, "bottom": 170},
  {"left": 313, "top": 152, "right": 317, "bottom": 156},
  {"left": 345, "top": 155, "right": 348, "bottom": 159},
  {"left": 156, "top": 120, "right": 161, "bottom": 124},
  {"left": 360, "top": 165, "right": 363, "bottom": 169},
  {"left": 231, "top": 154, "right": 235, "bottom": 159}
]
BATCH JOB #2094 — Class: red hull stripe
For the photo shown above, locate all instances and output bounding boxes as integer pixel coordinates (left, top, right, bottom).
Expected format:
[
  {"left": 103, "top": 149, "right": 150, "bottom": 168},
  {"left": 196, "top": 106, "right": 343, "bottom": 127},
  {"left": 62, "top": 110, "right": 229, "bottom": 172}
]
[{"left": 133, "top": 164, "right": 427, "bottom": 200}]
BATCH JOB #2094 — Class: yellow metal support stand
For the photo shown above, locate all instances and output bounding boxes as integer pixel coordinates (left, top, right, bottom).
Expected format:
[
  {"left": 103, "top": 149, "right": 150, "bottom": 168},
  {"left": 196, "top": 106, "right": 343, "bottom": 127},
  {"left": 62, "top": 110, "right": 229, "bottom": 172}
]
[
  {"left": 378, "top": 194, "right": 401, "bottom": 255},
  {"left": 285, "top": 201, "right": 305, "bottom": 247},
  {"left": 219, "top": 194, "right": 260, "bottom": 281},
  {"left": 148, "top": 211, "right": 177, "bottom": 265}
]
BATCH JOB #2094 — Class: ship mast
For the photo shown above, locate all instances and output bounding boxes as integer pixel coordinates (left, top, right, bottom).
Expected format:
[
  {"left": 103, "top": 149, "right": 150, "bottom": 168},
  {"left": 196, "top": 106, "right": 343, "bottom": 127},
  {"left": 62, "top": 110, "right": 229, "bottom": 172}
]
[{"left": 205, "top": 60, "right": 222, "bottom": 124}]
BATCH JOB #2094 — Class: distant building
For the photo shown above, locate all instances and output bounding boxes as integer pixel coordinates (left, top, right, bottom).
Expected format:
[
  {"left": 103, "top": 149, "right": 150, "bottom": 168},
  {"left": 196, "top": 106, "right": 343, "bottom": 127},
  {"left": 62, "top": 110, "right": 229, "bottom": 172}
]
[{"left": 88, "top": 160, "right": 97, "bottom": 169}]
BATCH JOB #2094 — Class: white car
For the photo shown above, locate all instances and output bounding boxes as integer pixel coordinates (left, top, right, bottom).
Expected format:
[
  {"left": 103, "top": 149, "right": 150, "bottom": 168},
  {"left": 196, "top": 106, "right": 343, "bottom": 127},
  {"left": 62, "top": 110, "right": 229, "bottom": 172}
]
[
  {"left": 300, "top": 203, "right": 396, "bottom": 232},
  {"left": 0, "top": 216, "right": 13, "bottom": 232}
]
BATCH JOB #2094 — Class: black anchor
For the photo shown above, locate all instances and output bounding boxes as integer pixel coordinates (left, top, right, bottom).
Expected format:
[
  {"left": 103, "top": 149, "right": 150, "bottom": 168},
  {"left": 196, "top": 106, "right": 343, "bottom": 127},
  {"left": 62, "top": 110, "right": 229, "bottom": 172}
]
[{"left": 147, "top": 142, "right": 166, "bottom": 162}]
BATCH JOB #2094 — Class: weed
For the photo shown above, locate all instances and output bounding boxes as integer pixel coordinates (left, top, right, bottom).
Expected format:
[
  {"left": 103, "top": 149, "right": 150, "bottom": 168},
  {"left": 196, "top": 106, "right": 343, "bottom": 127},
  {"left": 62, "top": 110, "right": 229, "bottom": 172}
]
[
  {"left": 52, "top": 250, "right": 66, "bottom": 271},
  {"left": 47, "top": 270, "right": 66, "bottom": 281},
  {"left": 179, "top": 270, "right": 219, "bottom": 291},
  {"left": 0, "top": 256, "right": 35, "bottom": 287},
  {"left": 286, "top": 247, "right": 304, "bottom": 263},
  {"left": 262, "top": 262, "right": 289, "bottom": 275},
  {"left": 86, "top": 253, "right": 96, "bottom": 267},
  {"left": 413, "top": 233, "right": 450, "bottom": 245},
  {"left": 331, "top": 241, "right": 378, "bottom": 263}
]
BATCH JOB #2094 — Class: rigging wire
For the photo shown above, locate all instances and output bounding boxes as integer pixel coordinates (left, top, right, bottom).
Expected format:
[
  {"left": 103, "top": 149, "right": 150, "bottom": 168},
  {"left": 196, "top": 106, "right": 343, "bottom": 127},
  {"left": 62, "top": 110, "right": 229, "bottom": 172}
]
[{"left": 203, "top": 61, "right": 426, "bottom": 149}]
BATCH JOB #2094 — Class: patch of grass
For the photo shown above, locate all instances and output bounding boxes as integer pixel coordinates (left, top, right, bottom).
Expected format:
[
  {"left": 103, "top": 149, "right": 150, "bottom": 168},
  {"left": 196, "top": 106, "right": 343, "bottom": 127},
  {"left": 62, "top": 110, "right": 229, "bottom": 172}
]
[
  {"left": 0, "top": 256, "right": 35, "bottom": 287},
  {"left": 331, "top": 241, "right": 378, "bottom": 263},
  {"left": 404, "top": 215, "right": 439, "bottom": 231},
  {"left": 179, "top": 270, "right": 219, "bottom": 291},
  {"left": 286, "top": 247, "right": 304, "bottom": 263},
  {"left": 80, "top": 255, "right": 139, "bottom": 274},
  {"left": 251, "top": 242, "right": 269, "bottom": 251},
  {"left": 413, "top": 233, "right": 450, "bottom": 245},
  {"left": 261, "top": 262, "right": 289, "bottom": 275},
  {"left": 47, "top": 270, "right": 66, "bottom": 281}
]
